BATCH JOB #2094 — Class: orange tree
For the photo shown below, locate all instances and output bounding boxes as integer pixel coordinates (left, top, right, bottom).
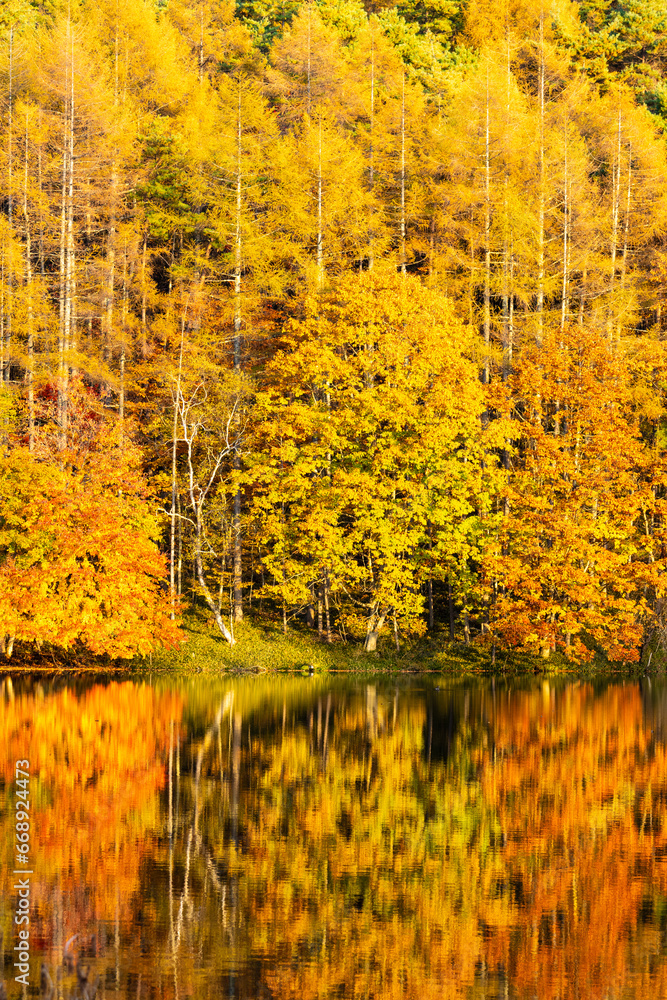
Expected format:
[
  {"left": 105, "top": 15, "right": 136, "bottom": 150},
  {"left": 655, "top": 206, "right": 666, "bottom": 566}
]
[
  {"left": 483, "top": 325, "right": 665, "bottom": 663},
  {"left": 0, "top": 381, "right": 181, "bottom": 659}
]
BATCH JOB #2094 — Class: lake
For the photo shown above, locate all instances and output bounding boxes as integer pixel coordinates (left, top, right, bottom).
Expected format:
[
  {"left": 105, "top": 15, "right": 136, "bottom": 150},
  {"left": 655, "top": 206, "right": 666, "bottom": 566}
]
[{"left": 1, "top": 674, "right": 666, "bottom": 999}]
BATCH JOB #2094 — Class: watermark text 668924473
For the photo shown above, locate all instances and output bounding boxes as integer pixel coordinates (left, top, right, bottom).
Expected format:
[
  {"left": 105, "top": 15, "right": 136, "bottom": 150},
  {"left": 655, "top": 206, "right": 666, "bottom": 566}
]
[
  {"left": 14, "top": 759, "right": 32, "bottom": 986},
  {"left": 15, "top": 759, "right": 31, "bottom": 866}
]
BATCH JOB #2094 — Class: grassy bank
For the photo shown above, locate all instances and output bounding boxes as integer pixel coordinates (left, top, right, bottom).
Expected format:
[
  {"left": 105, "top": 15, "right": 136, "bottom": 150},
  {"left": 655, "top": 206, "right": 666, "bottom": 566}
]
[
  {"left": 131, "top": 605, "right": 622, "bottom": 678},
  {"left": 2, "top": 605, "right": 650, "bottom": 676}
]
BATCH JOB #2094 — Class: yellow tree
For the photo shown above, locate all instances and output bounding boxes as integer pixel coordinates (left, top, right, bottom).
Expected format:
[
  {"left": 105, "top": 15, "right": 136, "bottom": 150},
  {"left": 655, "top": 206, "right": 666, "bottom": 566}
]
[{"left": 248, "top": 270, "right": 488, "bottom": 648}]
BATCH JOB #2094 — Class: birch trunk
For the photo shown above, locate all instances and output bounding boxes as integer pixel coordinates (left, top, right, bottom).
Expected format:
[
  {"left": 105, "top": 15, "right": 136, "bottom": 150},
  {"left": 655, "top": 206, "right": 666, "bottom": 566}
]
[
  {"left": 170, "top": 314, "right": 185, "bottom": 619},
  {"left": 536, "top": 10, "right": 545, "bottom": 345},
  {"left": 232, "top": 84, "right": 243, "bottom": 624},
  {"left": 4, "top": 25, "right": 13, "bottom": 383},
  {"left": 306, "top": 3, "right": 311, "bottom": 116},
  {"left": 23, "top": 114, "right": 34, "bottom": 452},
  {"left": 502, "top": 19, "right": 510, "bottom": 375},
  {"left": 67, "top": 29, "right": 76, "bottom": 368},
  {"left": 141, "top": 235, "right": 148, "bottom": 355},
  {"left": 368, "top": 25, "right": 375, "bottom": 270},
  {"left": 483, "top": 64, "right": 491, "bottom": 383},
  {"left": 199, "top": 2, "right": 204, "bottom": 84},
  {"left": 608, "top": 109, "right": 622, "bottom": 342},
  {"left": 180, "top": 381, "right": 238, "bottom": 646},
  {"left": 119, "top": 239, "right": 128, "bottom": 428},
  {"left": 105, "top": 163, "right": 117, "bottom": 364},
  {"left": 58, "top": 17, "right": 74, "bottom": 449},
  {"left": 561, "top": 123, "right": 569, "bottom": 331},
  {"left": 579, "top": 266, "right": 587, "bottom": 326},
  {"left": 400, "top": 70, "right": 406, "bottom": 275},
  {"left": 317, "top": 117, "right": 323, "bottom": 287},
  {"left": 617, "top": 147, "right": 632, "bottom": 341}
]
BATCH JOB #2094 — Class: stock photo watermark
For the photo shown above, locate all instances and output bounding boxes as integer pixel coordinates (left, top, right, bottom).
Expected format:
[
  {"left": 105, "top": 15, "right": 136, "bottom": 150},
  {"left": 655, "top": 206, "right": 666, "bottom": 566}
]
[{"left": 13, "top": 759, "right": 32, "bottom": 987}]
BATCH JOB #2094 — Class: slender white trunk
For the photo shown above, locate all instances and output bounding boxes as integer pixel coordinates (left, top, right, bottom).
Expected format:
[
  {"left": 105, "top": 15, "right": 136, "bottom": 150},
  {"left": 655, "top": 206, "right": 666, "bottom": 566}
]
[
  {"left": 170, "top": 313, "right": 185, "bottom": 619},
  {"left": 141, "top": 235, "right": 148, "bottom": 355},
  {"left": 561, "top": 122, "right": 569, "bottom": 331},
  {"left": 400, "top": 71, "right": 406, "bottom": 275},
  {"left": 7, "top": 26, "right": 12, "bottom": 230},
  {"left": 502, "top": 23, "right": 510, "bottom": 375},
  {"left": 368, "top": 25, "right": 374, "bottom": 270},
  {"left": 5, "top": 25, "right": 13, "bottom": 382},
  {"left": 468, "top": 209, "right": 475, "bottom": 327},
  {"left": 199, "top": 2, "right": 204, "bottom": 84},
  {"left": 23, "top": 113, "right": 34, "bottom": 451},
  {"left": 317, "top": 117, "right": 323, "bottom": 286},
  {"left": 106, "top": 165, "right": 117, "bottom": 362},
  {"left": 306, "top": 3, "right": 311, "bottom": 115},
  {"left": 608, "top": 109, "right": 622, "bottom": 342},
  {"left": 38, "top": 110, "right": 44, "bottom": 276},
  {"left": 617, "top": 146, "right": 632, "bottom": 339},
  {"left": 58, "top": 14, "right": 73, "bottom": 448},
  {"left": 66, "top": 21, "right": 75, "bottom": 372},
  {"left": 579, "top": 267, "right": 587, "bottom": 327},
  {"left": 0, "top": 254, "right": 4, "bottom": 386},
  {"left": 119, "top": 239, "right": 128, "bottom": 428},
  {"left": 483, "top": 63, "right": 491, "bottom": 383},
  {"left": 233, "top": 84, "right": 243, "bottom": 624},
  {"left": 509, "top": 242, "right": 514, "bottom": 365},
  {"left": 536, "top": 9, "right": 545, "bottom": 345}
]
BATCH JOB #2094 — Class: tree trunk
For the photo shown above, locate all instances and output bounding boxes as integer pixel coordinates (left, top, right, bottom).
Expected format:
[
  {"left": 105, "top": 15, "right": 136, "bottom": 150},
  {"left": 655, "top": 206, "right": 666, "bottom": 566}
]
[
  {"left": 199, "top": 2, "right": 204, "bottom": 84},
  {"left": 4, "top": 25, "right": 13, "bottom": 384},
  {"left": 317, "top": 117, "right": 323, "bottom": 287},
  {"left": 617, "top": 146, "right": 632, "bottom": 341},
  {"left": 483, "top": 63, "right": 491, "bottom": 383},
  {"left": 194, "top": 539, "right": 235, "bottom": 644},
  {"left": 400, "top": 70, "right": 406, "bottom": 275},
  {"left": 608, "top": 109, "right": 622, "bottom": 343},
  {"left": 364, "top": 608, "right": 386, "bottom": 652},
  {"left": 323, "top": 570, "right": 332, "bottom": 643},
  {"left": 170, "top": 314, "right": 185, "bottom": 619},
  {"left": 448, "top": 578, "right": 455, "bottom": 641},
  {"left": 140, "top": 234, "right": 148, "bottom": 356},
  {"left": 23, "top": 112, "right": 34, "bottom": 452},
  {"left": 119, "top": 239, "right": 127, "bottom": 428},
  {"left": 368, "top": 24, "right": 375, "bottom": 270},
  {"left": 58, "top": 17, "right": 75, "bottom": 449},
  {"left": 561, "top": 122, "right": 569, "bottom": 331},
  {"left": 232, "top": 83, "right": 243, "bottom": 624},
  {"left": 536, "top": 10, "right": 545, "bottom": 346}
]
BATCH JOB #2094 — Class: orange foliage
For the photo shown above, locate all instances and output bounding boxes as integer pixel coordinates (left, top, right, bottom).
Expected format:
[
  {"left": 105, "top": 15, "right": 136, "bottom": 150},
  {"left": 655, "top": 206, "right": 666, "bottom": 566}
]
[
  {"left": 3, "top": 678, "right": 666, "bottom": 1000},
  {"left": 485, "top": 326, "right": 666, "bottom": 663},
  {"left": 0, "top": 682, "right": 182, "bottom": 950},
  {"left": 0, "top": 382, "right": 182, "bottom": 659}
]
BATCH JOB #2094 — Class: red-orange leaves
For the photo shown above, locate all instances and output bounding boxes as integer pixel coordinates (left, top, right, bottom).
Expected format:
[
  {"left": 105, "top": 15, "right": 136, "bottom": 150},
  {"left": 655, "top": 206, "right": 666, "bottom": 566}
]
[
  {"left": 485, "top": 326, "right": 662, "bottom": 664},
  {"left": 0, "top": 426, "right": 182, "bottom": 660}
]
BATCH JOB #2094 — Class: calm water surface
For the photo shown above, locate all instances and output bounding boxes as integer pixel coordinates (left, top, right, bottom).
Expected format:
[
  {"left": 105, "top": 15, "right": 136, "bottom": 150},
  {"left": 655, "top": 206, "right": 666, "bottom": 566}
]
[{"left": 2, "top": 675, "right": 667, "bottom": 999}]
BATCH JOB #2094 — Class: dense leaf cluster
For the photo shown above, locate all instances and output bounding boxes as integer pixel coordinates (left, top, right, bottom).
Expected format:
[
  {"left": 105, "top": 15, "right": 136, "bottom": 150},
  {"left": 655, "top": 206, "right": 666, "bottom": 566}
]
[{"left": 1, "top": 0, "right": 667, "bottom": 661}]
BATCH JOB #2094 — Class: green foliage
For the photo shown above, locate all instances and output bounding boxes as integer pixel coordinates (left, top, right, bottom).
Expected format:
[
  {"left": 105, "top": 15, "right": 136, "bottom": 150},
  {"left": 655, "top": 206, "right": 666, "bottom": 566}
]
[{"left": 235, "top": 0, "right": 301, "bottom": 51}]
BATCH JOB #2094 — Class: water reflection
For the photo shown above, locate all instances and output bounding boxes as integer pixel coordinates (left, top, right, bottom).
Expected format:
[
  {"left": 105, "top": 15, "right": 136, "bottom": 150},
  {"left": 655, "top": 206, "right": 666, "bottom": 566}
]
[{"left": 1, "top": 676, "right": 667, "bottom": 999}]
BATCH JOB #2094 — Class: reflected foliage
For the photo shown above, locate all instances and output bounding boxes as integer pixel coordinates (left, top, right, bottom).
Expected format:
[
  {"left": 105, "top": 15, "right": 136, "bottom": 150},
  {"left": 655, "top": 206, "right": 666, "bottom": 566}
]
[{"left": 2, "top": 677, "right": 667, "bottom": 999}]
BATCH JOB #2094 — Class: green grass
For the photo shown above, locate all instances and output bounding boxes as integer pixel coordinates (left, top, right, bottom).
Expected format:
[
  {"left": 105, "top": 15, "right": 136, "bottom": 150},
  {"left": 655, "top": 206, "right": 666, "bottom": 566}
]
[
  {"left": 129, "top": 603, "right": 632, "bottom": 678},
  {"left": 4, "top": 601, "right": 653, "bottom": 677}
]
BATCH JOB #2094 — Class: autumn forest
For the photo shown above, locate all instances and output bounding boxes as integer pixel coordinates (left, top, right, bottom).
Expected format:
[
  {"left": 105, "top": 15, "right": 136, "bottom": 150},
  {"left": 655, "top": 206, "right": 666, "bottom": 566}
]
[{"left": 2, "top": 0, "right": 667, "bottom": 664}]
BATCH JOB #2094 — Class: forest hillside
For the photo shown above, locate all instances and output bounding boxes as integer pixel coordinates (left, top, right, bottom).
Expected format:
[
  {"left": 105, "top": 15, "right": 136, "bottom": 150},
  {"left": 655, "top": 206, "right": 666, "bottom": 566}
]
[{"left": 1, "top": 0, "right": 667, "bottom": 665}]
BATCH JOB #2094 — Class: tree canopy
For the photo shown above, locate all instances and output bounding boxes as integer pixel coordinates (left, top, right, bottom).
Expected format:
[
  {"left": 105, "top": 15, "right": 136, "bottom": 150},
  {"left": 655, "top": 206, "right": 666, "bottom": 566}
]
[{"left": 1, "top": 0, "right": 667, "bottom": 662}]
